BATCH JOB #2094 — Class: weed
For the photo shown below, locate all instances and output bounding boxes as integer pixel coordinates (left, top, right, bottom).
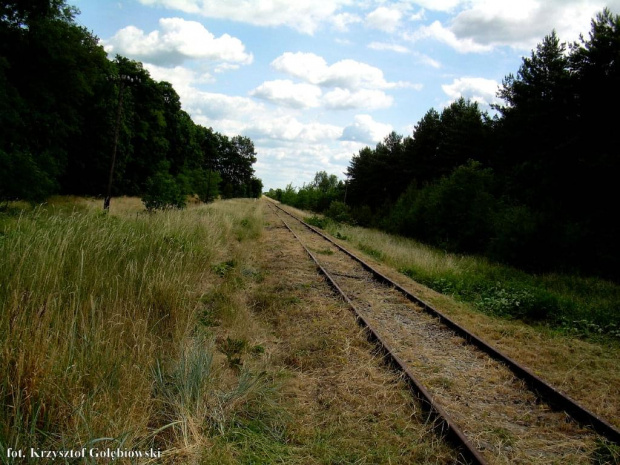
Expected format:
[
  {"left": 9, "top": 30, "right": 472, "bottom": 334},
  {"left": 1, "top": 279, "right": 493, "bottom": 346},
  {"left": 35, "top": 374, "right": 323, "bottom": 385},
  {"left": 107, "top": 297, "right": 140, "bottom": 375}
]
[
  {"left": 304, "top": 215, "right": 330, "bottom": 229},
  {"left": 251, "top": 345, "right": 265, "bottom": 355},
  {"left": 219, "top": 337, "right": 248, "bottom": 370},
  {"left": 592, "top": 438, "right": 620, "bottom": 464},
  {"left": 358, "top": 243, "right": 384, "bottom": 260},
  {"left": 212, "top": 259, "right": 236, "bottom": 277},
  {"left": 315, "top": 247, "right": 334, "bottom": 255}
]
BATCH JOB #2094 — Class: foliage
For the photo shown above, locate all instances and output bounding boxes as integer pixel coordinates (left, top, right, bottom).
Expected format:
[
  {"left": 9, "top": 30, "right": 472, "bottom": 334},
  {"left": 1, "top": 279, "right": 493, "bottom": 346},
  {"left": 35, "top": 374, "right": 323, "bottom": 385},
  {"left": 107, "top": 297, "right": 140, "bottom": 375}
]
[
  {"left": 191, "top": 168, "right": 221, "bottom": 203},
  {"left": 324, "top": 201, "right": 353, "bottom": 223},
  {"left": 142, "top": 164, "right": 187, "bottom": 211},
  {"left": 0, "top": 0, "right": 261, "bottom": 205},
  {"left": 0, "top": 198, "right": 272, "bottom": 459},
  {"left": 277, "top": 10, "right": 620, "bottom": 282},
  {"left": 266, "top": 171, "right": 346, "bottom": 214},
  {"left": 387, "top": 161, "right": 498, "bottom": 253}
]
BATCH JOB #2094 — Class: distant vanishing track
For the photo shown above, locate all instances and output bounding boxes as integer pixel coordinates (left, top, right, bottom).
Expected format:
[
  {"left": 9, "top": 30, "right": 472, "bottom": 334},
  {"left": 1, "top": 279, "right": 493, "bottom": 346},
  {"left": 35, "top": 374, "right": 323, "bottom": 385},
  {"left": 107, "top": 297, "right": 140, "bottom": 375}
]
[{"left": 266, "top": 199, "right": 620, "bottom": 465}]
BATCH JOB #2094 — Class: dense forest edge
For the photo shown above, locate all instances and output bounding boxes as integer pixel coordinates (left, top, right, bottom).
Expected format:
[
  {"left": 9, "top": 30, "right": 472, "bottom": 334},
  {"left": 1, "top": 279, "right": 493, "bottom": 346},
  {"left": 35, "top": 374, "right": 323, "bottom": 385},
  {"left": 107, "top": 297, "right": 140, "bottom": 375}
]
[
  {"left": 0, "top": 0, "right": 262, "bottom": 210},
  {"left": 266, "top": 10, "right": 620, "bottom": 337},
  {"left": 267, "top": 9, "right": 620, "bottom": 285}
]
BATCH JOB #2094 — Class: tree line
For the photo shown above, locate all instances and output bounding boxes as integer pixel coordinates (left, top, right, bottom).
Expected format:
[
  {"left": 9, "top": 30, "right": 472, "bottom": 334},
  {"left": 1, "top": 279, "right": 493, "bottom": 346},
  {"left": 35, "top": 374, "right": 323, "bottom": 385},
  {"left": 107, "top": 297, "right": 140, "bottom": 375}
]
[
  {"left": 269, "top": 10, "right": 620, "bottom": 281},
  {"left": 0, "top": 0, "right": 262, "bottom": 208}
]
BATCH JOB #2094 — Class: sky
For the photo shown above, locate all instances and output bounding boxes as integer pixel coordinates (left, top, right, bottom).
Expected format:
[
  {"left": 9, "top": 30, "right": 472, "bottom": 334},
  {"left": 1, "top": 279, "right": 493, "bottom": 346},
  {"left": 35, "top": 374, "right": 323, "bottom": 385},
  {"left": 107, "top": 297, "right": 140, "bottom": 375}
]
[{"left": 73, "top": 0, "right": 619, "bottom": 190}]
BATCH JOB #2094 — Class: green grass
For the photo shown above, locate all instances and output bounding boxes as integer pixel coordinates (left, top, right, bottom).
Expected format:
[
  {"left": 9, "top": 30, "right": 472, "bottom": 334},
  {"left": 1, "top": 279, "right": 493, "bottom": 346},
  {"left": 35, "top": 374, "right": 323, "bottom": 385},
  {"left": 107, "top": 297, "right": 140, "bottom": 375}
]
[{"left": 0, "top": 197, "right": 275, "bottom": 463}]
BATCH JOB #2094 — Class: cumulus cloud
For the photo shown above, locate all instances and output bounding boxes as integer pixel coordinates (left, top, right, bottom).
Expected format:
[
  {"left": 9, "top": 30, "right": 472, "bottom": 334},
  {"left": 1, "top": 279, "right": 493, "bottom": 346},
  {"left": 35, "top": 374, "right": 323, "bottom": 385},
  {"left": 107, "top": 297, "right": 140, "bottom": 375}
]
[
  {"left": 448, "top": 0, "right": 618, "bottom": 50},
  {"left": 244, "top": 116, "right": 342, "bottom": 143},
  {"left": 143, "top": 63, "right": 213, "bottom": 91},
  {"left": 271, "top": 52, "right": 416, "bottom": 90},
  {"left": 104, "top": 17, "right": 253, "bottom": 66},
  {"left": 406, "top": 20, "right": 493, "bottom": 53},
  {"left": 366, "top": 7, "right": 403, "bottom": 33},
  {"left": 441, "top": 77, "right": 501, "bottom": 107},
  {"left": 339, "top": 114, "right": 393, "bottom": 144},
  {"left": 324, "top": 88, "right": 393, "bottom": 110},
  {"left": 406, "top": 0, "right": 620, "bottom": 53},
  {"left": 250, "top": 80, "right": 322, "bottom": 108},
  {"left": 137, "top": 0, "right": 352, "bottom": 35},
  {"left": 186, "top": 92, "right": 263, "bottom": 121}
]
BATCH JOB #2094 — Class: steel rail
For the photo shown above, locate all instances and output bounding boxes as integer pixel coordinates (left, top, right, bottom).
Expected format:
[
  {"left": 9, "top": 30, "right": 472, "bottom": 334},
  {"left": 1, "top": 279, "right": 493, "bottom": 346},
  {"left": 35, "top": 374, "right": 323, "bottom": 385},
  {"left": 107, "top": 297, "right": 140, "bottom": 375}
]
[
  {"left": 268, "top": 203, "right": 487, "bottom": 465},
  {"left": 267, "top": 199, "right": 620, "bottom": 447}
]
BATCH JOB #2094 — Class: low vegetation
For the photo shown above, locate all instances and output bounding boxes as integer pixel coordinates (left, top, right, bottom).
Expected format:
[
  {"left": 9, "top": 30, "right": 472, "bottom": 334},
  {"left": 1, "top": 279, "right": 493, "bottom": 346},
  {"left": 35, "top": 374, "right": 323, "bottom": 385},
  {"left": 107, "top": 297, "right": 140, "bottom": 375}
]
[
  {"left": 2, "top": 196, "right": 619, "bottom": 462},
  {"left": 309, "top": 215, "right": 620, "bottom": 341},
  {"left": 0, "top": 197, "right": 270, "bottom": 462}
]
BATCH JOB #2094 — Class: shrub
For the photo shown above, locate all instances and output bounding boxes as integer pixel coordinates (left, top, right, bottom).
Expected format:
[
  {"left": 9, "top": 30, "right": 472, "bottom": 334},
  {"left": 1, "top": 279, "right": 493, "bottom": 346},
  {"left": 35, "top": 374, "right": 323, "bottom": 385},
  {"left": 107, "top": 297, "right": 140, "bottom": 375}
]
[
  {"left": 142, "top": 168, "right": 187, "bottom": 211},
  {"left": 390, "top": 161, "right": 498, "bottom": 253},
  {"left": 325, "top": 201, "right": 353, "bottom": 223}
]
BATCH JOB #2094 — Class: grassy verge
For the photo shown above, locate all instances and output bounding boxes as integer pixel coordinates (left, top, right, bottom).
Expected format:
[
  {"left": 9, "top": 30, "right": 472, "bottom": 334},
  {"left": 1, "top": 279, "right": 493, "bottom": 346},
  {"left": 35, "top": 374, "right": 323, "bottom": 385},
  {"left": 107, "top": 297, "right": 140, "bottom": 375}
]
[
  {"left": 0, "top": 196, "right": 273, "bottom": 463},
  {"left": 299, "top": 214, "right": 620, "bottom": 342}
]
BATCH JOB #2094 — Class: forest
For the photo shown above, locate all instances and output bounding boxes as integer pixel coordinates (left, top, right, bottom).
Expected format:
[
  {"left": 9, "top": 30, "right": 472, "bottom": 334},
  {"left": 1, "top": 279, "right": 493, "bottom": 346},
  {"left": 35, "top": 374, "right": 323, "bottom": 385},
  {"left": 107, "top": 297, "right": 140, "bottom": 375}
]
[
  {"left": 268, "top": 9, "right": 620, "bottom": 282},
  {"left": 0, "top": 0, "right": 262, "bottom": 209}
]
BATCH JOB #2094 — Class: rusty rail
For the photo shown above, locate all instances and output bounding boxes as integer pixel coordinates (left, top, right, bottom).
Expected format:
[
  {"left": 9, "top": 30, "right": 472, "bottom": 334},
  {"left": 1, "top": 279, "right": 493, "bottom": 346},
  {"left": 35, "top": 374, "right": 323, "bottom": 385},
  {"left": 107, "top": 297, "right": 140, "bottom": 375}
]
[
  {"left": 267, "top": 199, "right": 620, "bottom": 450},
  {"left": 269, "top": 203, "right": 487, "bottom": 464}
]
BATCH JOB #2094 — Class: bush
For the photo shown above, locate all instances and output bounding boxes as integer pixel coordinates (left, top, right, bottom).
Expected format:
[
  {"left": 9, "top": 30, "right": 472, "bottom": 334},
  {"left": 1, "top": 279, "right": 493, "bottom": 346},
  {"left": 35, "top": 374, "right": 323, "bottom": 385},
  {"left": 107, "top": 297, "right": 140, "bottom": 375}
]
[
  {"left": 142, "top": 168, "right": 187, "bottom": 211},
  {"left": 325, "top": 201, "right": 353, "bottom": 223},
  {"left": 390, "top": 161, "right": 498, "bottom": 253}
]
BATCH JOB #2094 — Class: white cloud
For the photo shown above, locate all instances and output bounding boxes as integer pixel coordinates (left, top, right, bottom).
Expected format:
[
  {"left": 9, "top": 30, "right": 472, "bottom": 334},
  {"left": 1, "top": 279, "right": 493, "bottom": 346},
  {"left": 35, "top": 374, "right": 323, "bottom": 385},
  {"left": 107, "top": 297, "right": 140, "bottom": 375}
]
[
  {"left": 143, "top": 63, "right": 214, "bottom": 90},
  {"left": 104, "top": 17, "right": 253, "bottom": 66},
  {"left": 244, "top": 116, "right": 342, "bottom": 143},
  {"left": 406, "top": 0, "right": 620, "bottom": 53},
  {"left": 367, "top": 42, "right": 440, "bottom": 68},
  {"left": 187, "top": 92, "right": 263, "bottom": 122},
  {"left": 368, "top": 42, "right": 410, "bottom": 53},
  {"left": 271, "top": 52, "right": 416, "bottom": 90},
  {"left": 137, "top": 0, "right": 353, "bottom": 35},
  {"left": 271, "top": 52, "right": 328, "bottom": 85},
  {"left": 340, "top": 114, "right": 393, "bottom": 144},
  {"left": 324, "top": 88, "right": 394, "bottom": 110},
  {"left": 412, "top": 51, "right": 441, "bottom": 68},
  {"left": 407, "top": 20, "right": 493, "bottom": 53},
  {"left": 409, "top": 8, "right": 426, "bottom": 21},
  {"left": 448, "top": 0, "right": 618, "bottom": 50},
  {"left": 366, "top": 7, "right": 403, "bottom": 33},
  {"left": 401, "top": 0, "right": 465, "bottom": 13},
  {"left": 330, "top": 12, "right": 363, "bottom": 32},
  {"left": 441, "top": 77, "right": 501, "bottom": 107},
  {"left": 250, "top": 80, "right": 322, "bottom": 108}
]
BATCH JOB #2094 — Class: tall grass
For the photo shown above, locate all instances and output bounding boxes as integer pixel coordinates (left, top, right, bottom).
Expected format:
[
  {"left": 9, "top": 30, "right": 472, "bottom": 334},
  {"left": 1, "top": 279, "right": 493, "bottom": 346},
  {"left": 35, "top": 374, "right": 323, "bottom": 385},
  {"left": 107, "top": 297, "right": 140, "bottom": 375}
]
[{"left": 0, "top": 197, "right": 268, "bottom": 462}]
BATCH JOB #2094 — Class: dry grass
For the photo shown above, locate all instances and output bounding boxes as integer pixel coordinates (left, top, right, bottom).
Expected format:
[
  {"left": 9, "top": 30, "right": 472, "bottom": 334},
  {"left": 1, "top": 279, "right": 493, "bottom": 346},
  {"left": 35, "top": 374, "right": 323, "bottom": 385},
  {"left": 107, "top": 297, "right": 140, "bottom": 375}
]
[
  {"left": 0, "top": 196, "right": 273, "bottom": 463},
  {"left": 279, "top": 205, "right": 604, "bottom": 464},
  {"left": 246, "top": 206, "right": 460, "bottom": 464},
  {"left": 272, "top": 201, "right": 620, "bottom": 431}
]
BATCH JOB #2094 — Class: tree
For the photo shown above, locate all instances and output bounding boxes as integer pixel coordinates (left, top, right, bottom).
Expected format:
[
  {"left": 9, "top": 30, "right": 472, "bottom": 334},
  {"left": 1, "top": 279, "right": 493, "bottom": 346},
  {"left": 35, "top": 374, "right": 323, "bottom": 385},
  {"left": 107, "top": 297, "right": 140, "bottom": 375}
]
[
  {"left": 191, "top": 168, "right": 220, "bottom": 203},
  {"left": 403, "top": 108, "right": 441, "bottom": 185},
  {"left": 495, "top": 31, "right": 576, "bottom": 199}
]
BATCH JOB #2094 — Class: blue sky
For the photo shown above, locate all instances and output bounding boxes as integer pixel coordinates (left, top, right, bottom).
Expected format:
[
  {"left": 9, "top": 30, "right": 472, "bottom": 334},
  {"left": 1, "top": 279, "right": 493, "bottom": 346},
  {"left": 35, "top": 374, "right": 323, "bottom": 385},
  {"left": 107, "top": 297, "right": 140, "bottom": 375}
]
[{"left": 73, "top": 0, "right": 618, "bottom": 190}]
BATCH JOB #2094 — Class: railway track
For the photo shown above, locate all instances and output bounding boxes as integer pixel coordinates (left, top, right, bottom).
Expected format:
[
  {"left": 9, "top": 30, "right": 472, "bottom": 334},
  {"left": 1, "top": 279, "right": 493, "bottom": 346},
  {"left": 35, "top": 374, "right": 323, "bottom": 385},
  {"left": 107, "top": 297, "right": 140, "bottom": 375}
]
[{"left": 265, "top": 200, "right": 620, "bottom": 465}]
